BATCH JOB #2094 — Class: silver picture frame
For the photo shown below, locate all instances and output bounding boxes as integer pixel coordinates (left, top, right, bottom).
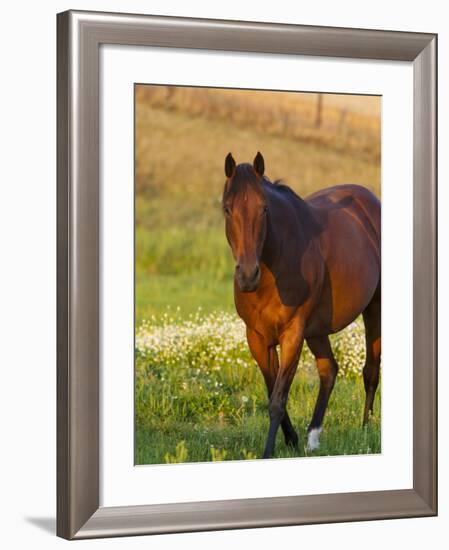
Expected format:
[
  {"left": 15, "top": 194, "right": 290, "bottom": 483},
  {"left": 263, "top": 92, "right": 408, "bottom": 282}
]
[{"left": 57, "top": 10, "right": 437, "bottom": 540}]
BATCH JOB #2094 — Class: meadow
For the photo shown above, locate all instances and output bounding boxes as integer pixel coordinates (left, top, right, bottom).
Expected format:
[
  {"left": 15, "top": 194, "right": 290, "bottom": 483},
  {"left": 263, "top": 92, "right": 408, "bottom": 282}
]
[{"left": 135, "top": 85, "right": 381, "bottom": 463}]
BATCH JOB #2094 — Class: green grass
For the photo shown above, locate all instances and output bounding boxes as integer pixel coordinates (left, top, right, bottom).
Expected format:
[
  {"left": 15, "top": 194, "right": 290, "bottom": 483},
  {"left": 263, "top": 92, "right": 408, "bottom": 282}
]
[
  {"left": 135, "top": 353, "right": 381, "bottom": 465},
  {"left": 135, "top": 225, "right": 235, "bottom": 322},
  {"left": 135, "top": 273, "right": 234, "bottom": 324},
  {"left": 135, "top": 312, "right": 380, "bottom": 464}
]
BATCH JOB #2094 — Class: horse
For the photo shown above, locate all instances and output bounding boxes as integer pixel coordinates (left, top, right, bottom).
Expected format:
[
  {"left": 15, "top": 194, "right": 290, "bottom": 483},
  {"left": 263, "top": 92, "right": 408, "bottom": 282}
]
[{"left": 222, "top": 152, "right": 381, "bottom": 458}]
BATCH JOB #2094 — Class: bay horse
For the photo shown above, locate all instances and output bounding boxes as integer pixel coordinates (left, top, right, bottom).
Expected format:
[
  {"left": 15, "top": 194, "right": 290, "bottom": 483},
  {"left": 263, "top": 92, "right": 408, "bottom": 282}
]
[{"left": 222, "top": 152, "right": 381, "bottom": 458}]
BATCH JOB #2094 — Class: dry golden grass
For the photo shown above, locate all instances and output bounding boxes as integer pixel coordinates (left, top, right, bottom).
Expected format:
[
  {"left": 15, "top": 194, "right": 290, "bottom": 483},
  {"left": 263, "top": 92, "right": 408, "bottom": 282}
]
[
  {"left": 135, "top": 88, "right": 381, "bottom": 217},
  {"left": 136, "top": 85, "right": 381, "bottom": 167}
]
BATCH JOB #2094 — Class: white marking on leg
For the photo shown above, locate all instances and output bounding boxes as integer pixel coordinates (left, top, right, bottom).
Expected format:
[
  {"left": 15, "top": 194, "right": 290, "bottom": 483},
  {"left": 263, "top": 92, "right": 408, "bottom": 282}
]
[{"left": 307, "top": 427, "right": 322, "bottom": 451}]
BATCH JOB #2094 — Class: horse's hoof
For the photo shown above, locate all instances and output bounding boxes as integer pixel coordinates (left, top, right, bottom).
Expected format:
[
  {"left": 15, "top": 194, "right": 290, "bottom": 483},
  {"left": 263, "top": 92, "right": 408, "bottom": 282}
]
[
  {"left": 307, "top": 427, "right": 322, "bottom": 451},
  {"left": 285, "top": 434, "right": 299, "bottom": 449},
  {"left": 362, "top": 413, "right": 371, "bottom": 427}
]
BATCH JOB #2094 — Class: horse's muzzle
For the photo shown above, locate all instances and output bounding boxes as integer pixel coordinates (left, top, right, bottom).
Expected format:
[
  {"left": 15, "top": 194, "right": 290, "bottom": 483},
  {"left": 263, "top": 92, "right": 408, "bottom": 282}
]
[{"left": 236, "top": 263, "right": 261, "bottom": 292}]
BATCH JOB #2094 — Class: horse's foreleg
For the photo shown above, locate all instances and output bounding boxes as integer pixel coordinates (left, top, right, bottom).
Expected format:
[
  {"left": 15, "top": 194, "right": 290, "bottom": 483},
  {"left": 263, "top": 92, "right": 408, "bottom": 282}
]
[
  {"left": 263, "top": 326, "right": 304, "bottom": 459},
  {"left": 306, "top": 335, "right": 338, "bottom": 451},
  {"left": 362, "top": 290, "right": 381, "bottom": 425},
  {"left": 246, "top": 330, "right": 298, "bottom": 450},
  {"left": 268, "top": 348, "right": 298, "bottom": 448}
]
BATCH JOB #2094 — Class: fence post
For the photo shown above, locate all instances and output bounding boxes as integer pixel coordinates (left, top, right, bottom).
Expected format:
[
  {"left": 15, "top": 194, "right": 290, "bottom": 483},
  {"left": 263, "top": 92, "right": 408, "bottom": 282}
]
[{"left": 315, "top": 93, "right": 323, "bottom": 128}]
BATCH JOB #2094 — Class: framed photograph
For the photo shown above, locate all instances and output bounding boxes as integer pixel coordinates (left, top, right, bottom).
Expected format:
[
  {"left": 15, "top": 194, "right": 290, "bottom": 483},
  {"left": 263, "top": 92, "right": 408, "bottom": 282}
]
[{"left": 57, "top": 10, "right": 437, "bottom": 540}]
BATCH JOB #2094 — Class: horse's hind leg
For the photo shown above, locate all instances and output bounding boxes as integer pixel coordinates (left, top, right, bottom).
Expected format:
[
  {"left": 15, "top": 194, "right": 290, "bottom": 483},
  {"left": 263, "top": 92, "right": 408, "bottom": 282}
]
[
  {"left": 362, "top": 287, "right": 381, "bottom": 425},
  {"left": 306, "top": 335, "right": 338, "bottom": 450}
]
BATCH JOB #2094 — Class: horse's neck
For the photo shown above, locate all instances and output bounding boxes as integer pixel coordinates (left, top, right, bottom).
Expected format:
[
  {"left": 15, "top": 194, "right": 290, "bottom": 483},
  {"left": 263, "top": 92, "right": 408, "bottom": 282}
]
[
  {"left": 262, "top": 188, "right": 318, "bottom": 268},
  {"left": 266, "top": 190, "right": 315, "bottom": 240}
]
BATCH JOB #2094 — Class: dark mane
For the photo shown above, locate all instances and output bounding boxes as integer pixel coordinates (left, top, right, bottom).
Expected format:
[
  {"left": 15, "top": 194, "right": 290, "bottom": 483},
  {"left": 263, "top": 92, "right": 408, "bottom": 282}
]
[
  {"left": 263, "top": 176, "right": 322, "bottom": 236},
  {"left": 263, "top": 176, "right": 305, "bottom": 204}
]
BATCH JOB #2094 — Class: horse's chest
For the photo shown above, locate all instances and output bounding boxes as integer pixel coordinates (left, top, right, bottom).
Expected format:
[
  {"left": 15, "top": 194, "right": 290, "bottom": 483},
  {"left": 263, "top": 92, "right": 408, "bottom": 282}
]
[{"left": 235, "top": 291, "right": 294, "bottom": 346}]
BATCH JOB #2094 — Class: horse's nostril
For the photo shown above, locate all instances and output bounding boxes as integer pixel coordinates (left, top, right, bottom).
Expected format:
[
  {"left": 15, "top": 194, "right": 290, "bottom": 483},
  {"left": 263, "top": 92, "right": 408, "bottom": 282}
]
[
  {"left": 236, "top": 263, "right": 260, "bottom": 287},
  {"left": 249, "top": 265, "right": 260, "bottom": 282}
]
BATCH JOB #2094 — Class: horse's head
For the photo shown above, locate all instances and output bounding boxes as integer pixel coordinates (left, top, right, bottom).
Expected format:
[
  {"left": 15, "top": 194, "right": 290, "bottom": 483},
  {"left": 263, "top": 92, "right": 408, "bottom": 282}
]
[{"left": 222, "top": 152, "right": 268, "bottom": 292}]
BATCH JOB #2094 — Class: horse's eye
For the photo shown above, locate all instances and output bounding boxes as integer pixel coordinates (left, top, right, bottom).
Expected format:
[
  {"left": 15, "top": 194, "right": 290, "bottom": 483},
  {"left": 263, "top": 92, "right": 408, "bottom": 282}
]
[
  {"left": 223, "top": 206, "right": 231, "bottom": 216},
  {"left": 262, "top": 205, "right": 268, "bottom": 215}
]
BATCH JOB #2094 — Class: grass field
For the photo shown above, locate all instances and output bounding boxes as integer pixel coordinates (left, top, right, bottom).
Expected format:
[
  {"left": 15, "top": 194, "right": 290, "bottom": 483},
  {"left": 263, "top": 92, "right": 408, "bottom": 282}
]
[
  {"left": 135, "top": 311, "right": 381, "bottom": 464},
  {"left": 135, "top": 86, "right": 381, "bottom": 463}
]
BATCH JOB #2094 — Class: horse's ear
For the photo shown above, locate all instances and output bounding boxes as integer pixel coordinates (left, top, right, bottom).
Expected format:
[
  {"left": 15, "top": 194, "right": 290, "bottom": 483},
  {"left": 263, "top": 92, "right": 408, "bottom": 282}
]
[
  {"left": 225, "top": 153, "right": 236, "bottom": 178},
  {"left": 253, "top": 151, "right": 265, "bottom": 177}
]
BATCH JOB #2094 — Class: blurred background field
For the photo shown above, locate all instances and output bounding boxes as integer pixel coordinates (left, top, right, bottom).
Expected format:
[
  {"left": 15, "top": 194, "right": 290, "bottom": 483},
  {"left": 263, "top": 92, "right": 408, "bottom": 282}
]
[
  {"left": 135, "top": 85, "right": 381, "bottom": 463},
  {"left": 135, "top": 85, "right": 380, "bottom": 322}
]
